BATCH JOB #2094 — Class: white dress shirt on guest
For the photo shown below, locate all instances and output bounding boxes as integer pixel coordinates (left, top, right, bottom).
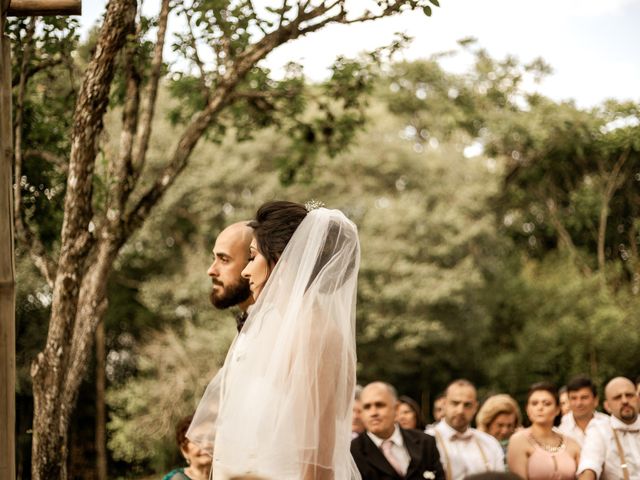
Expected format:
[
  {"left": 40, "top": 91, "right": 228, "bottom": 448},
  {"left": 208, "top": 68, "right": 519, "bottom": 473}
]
[
  {"left": 577, "top": 414, "right": 640, "bottom": 479},
  {"left": 557, "top": 410, "right": 609, "bottom": 446},
  {"left": 426, "top": 419, "right": 504, "bottom": 480},
  {"left": 367, "top": 424, "right": 411, "bottom": 476}
]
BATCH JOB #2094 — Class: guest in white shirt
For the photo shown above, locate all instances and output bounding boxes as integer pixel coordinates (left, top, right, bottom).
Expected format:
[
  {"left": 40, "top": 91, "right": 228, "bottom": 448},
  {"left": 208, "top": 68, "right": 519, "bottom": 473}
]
[
  {"left": 578, "top": 376, "right": 640, "bottom": 479},
  {"left": 426, "top": 379, "right": 505, "bottom": 480},
  {"left": 558, "top": 375, "right": 609, "bottom": 446}
]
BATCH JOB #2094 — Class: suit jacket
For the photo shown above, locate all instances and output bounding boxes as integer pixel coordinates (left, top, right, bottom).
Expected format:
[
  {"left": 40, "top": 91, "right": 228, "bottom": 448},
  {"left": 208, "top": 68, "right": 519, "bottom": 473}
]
[{"left": 351, "top": 428, "right": 445, "bottom": 480}]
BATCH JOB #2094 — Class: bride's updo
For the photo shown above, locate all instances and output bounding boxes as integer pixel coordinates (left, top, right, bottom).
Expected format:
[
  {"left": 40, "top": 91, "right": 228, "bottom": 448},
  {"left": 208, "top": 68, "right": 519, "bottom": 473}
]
[{"left": 249, "top": 201, "right": 307, "bottom": 268}]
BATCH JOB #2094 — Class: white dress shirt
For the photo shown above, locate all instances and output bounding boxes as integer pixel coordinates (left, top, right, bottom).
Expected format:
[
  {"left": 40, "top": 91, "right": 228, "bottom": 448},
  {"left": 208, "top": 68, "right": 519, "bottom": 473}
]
[
  {"left": 577, "top": 414, "right": 640, "bottom": 479},
  {"left": 367, "top": 424, "right": 411, "bottom": 475},
  {"left": 426, "top": 420, "right": 504, "bottom": 480},
  {"left": 557, "top": 410, "right": 609, "bottom": 446}
]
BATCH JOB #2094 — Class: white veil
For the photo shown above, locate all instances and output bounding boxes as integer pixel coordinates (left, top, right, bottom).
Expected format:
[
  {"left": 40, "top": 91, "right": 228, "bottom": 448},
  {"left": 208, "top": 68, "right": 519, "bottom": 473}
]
[{"left": 188, "top": 207, "right": 361, "bottom": 480}]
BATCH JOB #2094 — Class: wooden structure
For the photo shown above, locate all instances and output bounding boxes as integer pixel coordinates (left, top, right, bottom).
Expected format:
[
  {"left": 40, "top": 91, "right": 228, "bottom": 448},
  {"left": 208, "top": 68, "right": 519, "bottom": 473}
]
[{"left": 1, "top": 2, "right": 81, "bottom": 478}]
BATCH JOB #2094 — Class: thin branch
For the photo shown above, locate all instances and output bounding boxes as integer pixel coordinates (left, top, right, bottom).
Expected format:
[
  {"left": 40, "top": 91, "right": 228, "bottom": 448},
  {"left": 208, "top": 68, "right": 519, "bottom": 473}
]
[
  {"left": 11, "top": 56, "right": 64, "bottom": 88},
  {"left": 278, "top": 0, "right": 289, "bottom": 29},
  {"left": 12, "top": 19, "right": 57, "bottom": 286},
  {"left": 108, "top": 22, "right": 141, "bottom": 220},
  {"left": 597, "top": 148, "right": 630, "bottom": 273},
  {"left": 184, "top": 8, "right": 210, "bottom": 101},
  {"left": 543, "top": 192, "right": 591, "bottom": 275},
  {"left": 130, "top": 0, "right": 170, "bottom": 188},
  {"left": 13, "top": 17, "right": 36, "bottom": 227},
  {"left": 24, "top": 149, "right": 68, "bottom": 172}
]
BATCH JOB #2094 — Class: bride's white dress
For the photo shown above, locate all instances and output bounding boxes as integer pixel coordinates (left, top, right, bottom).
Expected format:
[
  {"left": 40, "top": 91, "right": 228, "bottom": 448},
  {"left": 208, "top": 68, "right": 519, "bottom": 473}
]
[{"left": 188, "top": 208, "right": 361, "bottom": 480}]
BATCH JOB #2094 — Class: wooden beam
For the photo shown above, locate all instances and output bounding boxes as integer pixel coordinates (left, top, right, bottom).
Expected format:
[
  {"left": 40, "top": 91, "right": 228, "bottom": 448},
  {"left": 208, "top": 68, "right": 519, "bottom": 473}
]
[
  {"left": 7, "top": 0, "right": 81, "bottom": 16},
  {"left": 0, "top": 24, "right": 17, "bottom": 480}
]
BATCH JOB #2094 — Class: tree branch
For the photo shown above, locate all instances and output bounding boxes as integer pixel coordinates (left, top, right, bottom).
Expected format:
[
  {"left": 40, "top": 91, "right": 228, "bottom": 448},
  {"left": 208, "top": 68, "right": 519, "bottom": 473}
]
[
  {"left": 130, "top": 0, "right": 170, "bottom": 188},
  {"left": 108, "top": 20, "right": 140, "bottom": 220},
  {"left": 11, "top": 56, "right": 64, "bottom": 88},
  {"left": 13, "top": 17, "right": 35, "bottom": 236},
  {"left": 12, "top": 19, "right": 57, "bottom": 286},
  {"left": 24, "top": 149, "right": 68, "bottom": 172},
  {"left": 597, "top": 148, "right": 630, "bottom": 274},
  {"left": 123, "top": 1, "right": 338, "bottom": 236},
  {"left": 544, "top": 195, "right": 591, "bottom": 275},
  {"left": 184, "top": 7, "right": 210, "bottom": 101}
]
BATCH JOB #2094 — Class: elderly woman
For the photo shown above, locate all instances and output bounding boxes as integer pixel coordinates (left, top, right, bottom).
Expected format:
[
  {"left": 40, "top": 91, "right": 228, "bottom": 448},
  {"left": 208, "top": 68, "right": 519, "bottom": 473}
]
[
  {"left": 162, "top": 415, "right": 212, "bottom": 480},
  {"left": 476, "top": 394, "right": 522, "bottom": 452}
]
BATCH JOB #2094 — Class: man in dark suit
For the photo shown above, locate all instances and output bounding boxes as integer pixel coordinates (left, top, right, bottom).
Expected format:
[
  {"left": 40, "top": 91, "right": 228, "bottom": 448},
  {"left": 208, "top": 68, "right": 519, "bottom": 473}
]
[{"left": 351, "top": 382, "right": 445, "bottom": 480}]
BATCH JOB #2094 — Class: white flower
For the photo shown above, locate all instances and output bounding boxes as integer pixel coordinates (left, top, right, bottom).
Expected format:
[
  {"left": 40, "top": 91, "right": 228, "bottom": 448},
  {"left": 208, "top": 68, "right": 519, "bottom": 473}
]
[{"left": 423, "top": 471, "right": 436, "bottom": 479}]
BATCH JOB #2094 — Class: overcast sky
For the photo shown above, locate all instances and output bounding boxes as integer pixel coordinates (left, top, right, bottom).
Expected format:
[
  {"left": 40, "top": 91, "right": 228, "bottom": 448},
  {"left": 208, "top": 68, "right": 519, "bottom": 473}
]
[{"left": 81, "top": 0, "right": 640, "bottom": 108}]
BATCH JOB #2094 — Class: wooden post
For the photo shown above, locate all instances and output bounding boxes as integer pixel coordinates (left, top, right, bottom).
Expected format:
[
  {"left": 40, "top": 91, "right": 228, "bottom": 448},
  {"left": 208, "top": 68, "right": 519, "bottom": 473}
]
[
  {"left": 8, "top": 0, "right": 81, "bottom": 16},
  {"left": 1, "top": 2, "right": 16, "bottom": 478},
  {"left": 1, "top": 2, "right": 81, "bottom": 478}
]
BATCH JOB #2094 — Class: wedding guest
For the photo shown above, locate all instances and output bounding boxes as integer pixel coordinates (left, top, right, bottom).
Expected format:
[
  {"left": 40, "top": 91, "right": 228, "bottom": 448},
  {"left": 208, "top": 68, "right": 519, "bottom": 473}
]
[
  {"left": 507, "top": 382, "right": 580, "bottom": 479},
  {"left": 426, "top": 380, "right": 505, "bottom": 480},
  {"left": 397, "top": 395, "right": 426, "bottom": 431},
  {"left": 163, "top": 415, "right": 211, "bottom": 480},
  {"left": 557, "top": 375, "right": 608, "bottom": 447},
  {"left": 351, "top": 382, "right": 445, "bottom": 480},
  {"left": 577, "top": 376, "right": 640, "bottom": 479},
  {"left": 476, "top": 394, "right": 522, "bottom": 455},
  {"left": 559, "top": 386, "right": 570, "bottom": 417}
]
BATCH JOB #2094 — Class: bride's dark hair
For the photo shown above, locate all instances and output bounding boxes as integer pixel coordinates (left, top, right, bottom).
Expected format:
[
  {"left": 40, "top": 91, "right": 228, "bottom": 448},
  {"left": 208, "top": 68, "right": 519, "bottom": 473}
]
[{"left": 249, "top": 201, "right": 308, "bottom": 268}]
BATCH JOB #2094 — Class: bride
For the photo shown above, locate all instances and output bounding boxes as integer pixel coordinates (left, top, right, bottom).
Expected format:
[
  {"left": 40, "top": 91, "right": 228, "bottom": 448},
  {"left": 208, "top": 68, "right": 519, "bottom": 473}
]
[{"left": 188, "top": 201, "right": 361, "bottom": 480}]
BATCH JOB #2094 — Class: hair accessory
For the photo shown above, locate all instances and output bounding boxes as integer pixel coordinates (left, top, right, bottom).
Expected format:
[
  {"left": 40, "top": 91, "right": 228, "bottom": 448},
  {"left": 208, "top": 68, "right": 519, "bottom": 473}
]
[{"left": 304, "top": 199, "right": 325, "bottom": 212}]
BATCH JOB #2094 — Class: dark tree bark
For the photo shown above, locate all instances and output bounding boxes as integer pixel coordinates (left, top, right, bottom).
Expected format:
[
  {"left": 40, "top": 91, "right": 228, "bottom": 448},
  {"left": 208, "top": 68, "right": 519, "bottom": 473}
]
[
  {"left": 29, "top": 1, "right": 137, "bottom": 478},
  {"left": 95, "top": 320, "right": 107, "bottom": 480}
]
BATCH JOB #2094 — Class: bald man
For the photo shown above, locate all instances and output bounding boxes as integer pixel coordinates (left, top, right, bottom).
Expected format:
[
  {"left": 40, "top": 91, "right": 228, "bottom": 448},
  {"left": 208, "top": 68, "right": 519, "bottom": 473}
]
[
  {"left": 578, "top": 376, "right": 640, "bottom": 479},
  {"left": 207, "top": 222, "right": 254, "bottom": 331},
  {"left": 351, "top": 382, "right": 444, "bottom": 480}
]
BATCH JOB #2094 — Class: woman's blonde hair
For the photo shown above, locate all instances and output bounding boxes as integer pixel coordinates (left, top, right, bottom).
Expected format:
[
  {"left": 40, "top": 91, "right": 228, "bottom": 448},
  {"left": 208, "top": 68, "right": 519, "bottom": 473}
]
[{"left": 476, "top": 394, "right": 522, "bottom": 432}]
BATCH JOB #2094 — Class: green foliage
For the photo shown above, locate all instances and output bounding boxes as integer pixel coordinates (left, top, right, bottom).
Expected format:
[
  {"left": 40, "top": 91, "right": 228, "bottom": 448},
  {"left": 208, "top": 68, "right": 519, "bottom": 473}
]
[
  {"left": 488, "top": 255, "right": 640, "bottom": 399},
  {"left": 107, "top": 320, "right": 235, "bottom": 466}
]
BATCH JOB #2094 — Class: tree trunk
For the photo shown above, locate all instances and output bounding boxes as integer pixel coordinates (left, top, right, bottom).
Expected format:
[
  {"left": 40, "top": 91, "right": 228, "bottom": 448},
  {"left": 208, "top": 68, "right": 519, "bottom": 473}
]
[
  {"left": 30, "top": 2, "right": 137, "bottom": 478},
  {"left": 96, "top": 320, "right": 107, "bottom": 480}
]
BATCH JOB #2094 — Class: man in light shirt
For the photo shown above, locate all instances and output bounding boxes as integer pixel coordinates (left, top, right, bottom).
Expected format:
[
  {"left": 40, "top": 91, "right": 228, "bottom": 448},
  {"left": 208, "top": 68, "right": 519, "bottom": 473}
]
[
  {"left": 557, "top": 375, "right": 609, "bottom": 446},
  {"left": 351, "top": 382, "right": 444, "bottom": 480},
  {"left": 578, "top": 376, "right": 640, "bottom": 479},
  {"left": 426, "top": 379, "right": 504, "bottom": 480}
]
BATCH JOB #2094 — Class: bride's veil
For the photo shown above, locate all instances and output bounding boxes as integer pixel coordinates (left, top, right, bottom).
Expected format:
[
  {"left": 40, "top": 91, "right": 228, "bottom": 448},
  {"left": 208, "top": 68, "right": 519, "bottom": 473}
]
[{"left": 188, "top": 207, "right": 361, "bottom": 480}]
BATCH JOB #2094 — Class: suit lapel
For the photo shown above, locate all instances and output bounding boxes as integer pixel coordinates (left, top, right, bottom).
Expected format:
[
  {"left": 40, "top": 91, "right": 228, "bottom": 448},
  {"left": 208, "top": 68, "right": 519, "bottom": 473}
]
[
  {"left": 361, "top": 433, "right": 401, "bottom": 478},
  {"left": 402, "top": 429, "right": 423, "bottom": 479}
]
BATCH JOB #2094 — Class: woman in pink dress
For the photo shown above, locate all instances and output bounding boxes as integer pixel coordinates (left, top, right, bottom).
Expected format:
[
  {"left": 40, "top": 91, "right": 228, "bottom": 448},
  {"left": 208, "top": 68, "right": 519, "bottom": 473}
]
[{"left": 507, "top": 382, "right": 580, "bottom": 479}]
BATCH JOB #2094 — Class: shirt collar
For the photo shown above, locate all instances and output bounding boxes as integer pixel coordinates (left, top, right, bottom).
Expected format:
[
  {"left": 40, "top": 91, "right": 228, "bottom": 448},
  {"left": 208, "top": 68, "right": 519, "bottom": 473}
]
[
  {"left": 438, "top": 419, "right": 473, "bottom": 440},
  {"left": 610, "top": 414, "right": 640, "bottom": 431},
  {"left": 367, "top": 424, "right": 404, "bottom": 448}
]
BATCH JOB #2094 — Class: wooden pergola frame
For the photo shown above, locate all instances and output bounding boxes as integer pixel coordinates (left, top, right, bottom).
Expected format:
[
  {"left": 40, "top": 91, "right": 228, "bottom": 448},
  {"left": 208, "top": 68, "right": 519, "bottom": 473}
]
[{"left": 1, "top": 1, "right": 81, "bottom": 478}]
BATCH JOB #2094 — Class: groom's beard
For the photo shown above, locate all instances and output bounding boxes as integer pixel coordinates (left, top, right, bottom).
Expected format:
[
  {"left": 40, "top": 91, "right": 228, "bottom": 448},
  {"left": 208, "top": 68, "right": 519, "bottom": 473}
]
[{"left": 210, "top": 277, "right": 251, "bottom": 309}]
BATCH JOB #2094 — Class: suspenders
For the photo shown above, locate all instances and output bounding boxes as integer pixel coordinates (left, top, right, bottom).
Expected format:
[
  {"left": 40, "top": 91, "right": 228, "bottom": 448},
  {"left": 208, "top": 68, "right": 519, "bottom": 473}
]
[
  {"left": 611, "top": 428, "right": 631, "bottom": 480},
  {"left": 434, "top": 430, "right": 491, "bottom": 480}
]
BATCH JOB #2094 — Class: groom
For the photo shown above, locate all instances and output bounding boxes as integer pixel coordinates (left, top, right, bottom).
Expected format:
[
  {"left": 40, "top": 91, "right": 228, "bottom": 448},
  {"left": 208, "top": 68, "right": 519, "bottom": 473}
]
[{"left": 207, "top": 221, "right": 254, "bottom": 331}]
